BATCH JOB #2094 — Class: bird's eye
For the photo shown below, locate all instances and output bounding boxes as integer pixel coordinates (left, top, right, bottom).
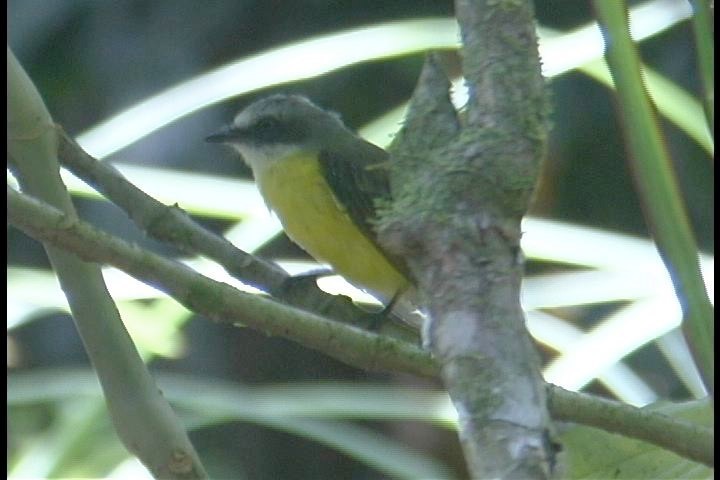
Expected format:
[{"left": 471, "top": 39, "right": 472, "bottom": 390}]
[{"left": 255, "top": 117, "right": 278, "bottom": 131}]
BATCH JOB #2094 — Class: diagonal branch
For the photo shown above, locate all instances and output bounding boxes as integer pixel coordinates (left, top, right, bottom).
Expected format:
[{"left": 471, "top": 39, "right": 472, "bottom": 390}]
[
  {"left": 55, "top": 128, "right": 418, "bottom": 343},
  {"left": 7, "top": 46, "right": 207, "bottom": 480},
  {"left": 7, "top": 186, "right": 713, "bottom": 467},
  {"left": 6, "top": 185, "right": 435, "bottom": 377}
]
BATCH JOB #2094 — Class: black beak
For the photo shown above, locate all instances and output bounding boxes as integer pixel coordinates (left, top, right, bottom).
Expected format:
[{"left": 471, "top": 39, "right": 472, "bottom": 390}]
[{"left": 205, "top": 126, "right": 236, "bottom": 143}]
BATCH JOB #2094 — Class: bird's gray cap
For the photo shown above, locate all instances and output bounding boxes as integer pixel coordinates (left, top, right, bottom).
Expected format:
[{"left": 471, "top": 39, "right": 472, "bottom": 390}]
[{"left": 206, "top": 95, "right": 350, "bottom": 149}]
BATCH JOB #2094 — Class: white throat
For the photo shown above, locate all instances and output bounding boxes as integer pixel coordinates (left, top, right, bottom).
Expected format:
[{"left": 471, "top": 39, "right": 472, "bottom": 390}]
[{"left": 231, "top": 143, "right": 302, "bottom": 176}]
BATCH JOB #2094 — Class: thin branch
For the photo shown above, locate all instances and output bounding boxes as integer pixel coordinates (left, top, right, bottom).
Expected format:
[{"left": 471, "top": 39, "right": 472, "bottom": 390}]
[
  {"left": 56, "top": 128, "right": 418, "bottom": 343},
  {"left": 57, "top": 127, "right": 288, "bottom": 289},
  {"left": 7, "top": 46, "right": 207, "bottom": 479},
  {"left": 6, "top": 185, "right": 435, "bottom": 377},
  {"left": 547, "top": 385, "right": 713, "bottom": 467},
  {"left": 7, "top": 186, "right": 713, "bottom": 466}
]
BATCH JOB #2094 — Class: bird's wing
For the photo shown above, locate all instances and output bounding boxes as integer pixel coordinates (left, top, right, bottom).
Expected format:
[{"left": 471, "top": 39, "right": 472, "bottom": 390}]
[{"left": 318, "top": 141, "right": 413, "bottom": 282}]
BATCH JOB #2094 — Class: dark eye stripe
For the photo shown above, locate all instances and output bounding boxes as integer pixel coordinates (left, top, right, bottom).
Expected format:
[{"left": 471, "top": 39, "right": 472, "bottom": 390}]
[{"left": 248, "top": 116, "right": 308, "bottom": 145}]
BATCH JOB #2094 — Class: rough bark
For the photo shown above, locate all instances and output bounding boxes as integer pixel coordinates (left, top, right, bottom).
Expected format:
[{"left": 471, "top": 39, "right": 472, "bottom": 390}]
[{"left": 377, "top": 1, "right": 561, "bottom": 477}]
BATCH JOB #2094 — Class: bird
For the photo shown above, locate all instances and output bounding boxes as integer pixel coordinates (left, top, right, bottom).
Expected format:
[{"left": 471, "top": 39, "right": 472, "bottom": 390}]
[{"left": 206, "top": 94, "right": 415, "bottom": 318}]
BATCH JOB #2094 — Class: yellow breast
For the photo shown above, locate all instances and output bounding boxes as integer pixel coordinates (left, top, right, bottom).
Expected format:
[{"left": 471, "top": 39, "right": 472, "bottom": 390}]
[{"left": 254, "top": 153, "right": 409, "bottom": 302}]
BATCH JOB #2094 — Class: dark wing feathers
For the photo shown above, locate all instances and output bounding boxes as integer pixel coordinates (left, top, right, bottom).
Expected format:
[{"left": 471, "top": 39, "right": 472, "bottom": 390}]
[{"left": 318, "top": 143, "right": 412, "bottom": 280}]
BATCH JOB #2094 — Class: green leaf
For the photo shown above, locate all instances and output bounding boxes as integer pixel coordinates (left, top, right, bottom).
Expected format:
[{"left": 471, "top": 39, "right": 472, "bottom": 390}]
[{"left": 562, "top": 399, "right": 713, "bottom": 479}]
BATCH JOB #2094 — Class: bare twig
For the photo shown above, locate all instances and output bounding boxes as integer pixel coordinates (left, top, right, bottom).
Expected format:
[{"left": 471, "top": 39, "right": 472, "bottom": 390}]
[
  {"left": 8, "top": 47, "right": 207, "bottom": 479},
  {"left": 6, "top": 185, "right": 436, "bottom": 377},
  {"left": 56, "top": 129, "right": 418, "bottom": 342},
  {"left": 7, "top": 185, "right": 714, "bottom": 467},
  {"left": 548, "top": 386, "right": 713, "bottom": 467}
]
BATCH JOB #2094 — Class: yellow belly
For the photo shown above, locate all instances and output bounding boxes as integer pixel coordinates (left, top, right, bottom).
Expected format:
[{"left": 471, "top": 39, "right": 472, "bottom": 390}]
[{"left": 255, "top": 153, "right": 409, "bottom": 302}]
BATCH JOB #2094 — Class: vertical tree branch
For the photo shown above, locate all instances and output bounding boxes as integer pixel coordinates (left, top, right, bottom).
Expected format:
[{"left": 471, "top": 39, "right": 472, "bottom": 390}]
[
  {"left": 7, "top": 46, "right": 207, "bottom": 479},
  {"left": 378, "top": 1, "right": 560, "bottom": 478}
]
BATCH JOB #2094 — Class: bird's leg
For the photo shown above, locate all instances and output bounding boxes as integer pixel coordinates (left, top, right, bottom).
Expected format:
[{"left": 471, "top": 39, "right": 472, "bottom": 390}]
[
  {"left": 363, "top": 292, "right": 401, "bottom": 331},
  {"left": 273, "top": 273, "right": 421, "bottom": 344}
]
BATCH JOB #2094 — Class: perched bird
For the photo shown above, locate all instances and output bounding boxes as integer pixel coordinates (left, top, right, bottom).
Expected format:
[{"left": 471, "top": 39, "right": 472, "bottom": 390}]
[{"left": 206, "top": 95, "right": 414, "bottom": 315}]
